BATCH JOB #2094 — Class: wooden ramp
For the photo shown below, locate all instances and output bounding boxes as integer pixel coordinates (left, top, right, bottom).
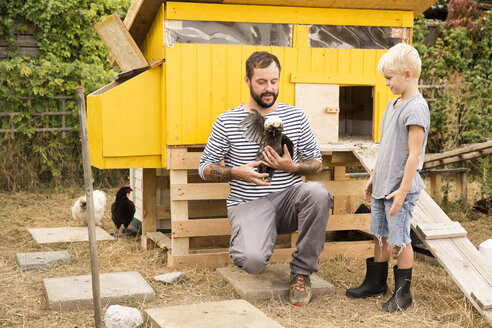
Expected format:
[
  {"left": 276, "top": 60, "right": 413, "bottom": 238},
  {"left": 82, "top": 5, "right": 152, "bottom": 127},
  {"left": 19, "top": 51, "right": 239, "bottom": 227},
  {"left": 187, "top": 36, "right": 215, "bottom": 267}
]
[{"left": 353, "top": 145, "right": 492, "bottom": 325}]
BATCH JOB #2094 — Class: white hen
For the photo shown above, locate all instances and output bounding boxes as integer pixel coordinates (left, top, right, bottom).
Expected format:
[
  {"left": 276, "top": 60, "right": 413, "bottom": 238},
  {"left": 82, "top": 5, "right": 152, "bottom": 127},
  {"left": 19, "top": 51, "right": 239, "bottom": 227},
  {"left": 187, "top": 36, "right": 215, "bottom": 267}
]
[{"left": 71, "top": 190, "right": 107, "bottom": 226}]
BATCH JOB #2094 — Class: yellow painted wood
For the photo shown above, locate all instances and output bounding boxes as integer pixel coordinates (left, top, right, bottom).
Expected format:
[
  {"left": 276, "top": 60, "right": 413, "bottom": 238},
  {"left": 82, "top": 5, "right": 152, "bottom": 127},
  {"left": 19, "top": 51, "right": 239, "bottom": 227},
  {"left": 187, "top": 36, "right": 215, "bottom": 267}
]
[
  {"left": 141, "top": 3, "right": 165, "bottom": 63},
  {"left": 166, "top": 2, "right": 414, "bottom": 27},
  {"left": 165, "top": 44, "right": 394, "bottom": 145},
  {"left": 87, "top": 95, "right": 104, "bottom": 168},
  {"left": 101, "top": 66, "right": 162, "bottom": 157},
  {"left": 160, "top": 61, "right": 168, "bottom": 168},
  {"left": 293, "top": 25, "right": 309, "bottom": 48}
]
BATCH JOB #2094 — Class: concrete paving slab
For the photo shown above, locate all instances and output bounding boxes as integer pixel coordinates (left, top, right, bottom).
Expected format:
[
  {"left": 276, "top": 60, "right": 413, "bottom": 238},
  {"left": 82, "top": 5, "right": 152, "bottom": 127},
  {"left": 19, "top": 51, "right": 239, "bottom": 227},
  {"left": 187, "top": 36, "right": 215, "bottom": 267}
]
[
  {"left": 43, "top": 271, "right": 155, "bottom": 311},
  {"left": 28, "top": 227, "right": 114, "bottom": 244},
  {"left": 16, "top": 250, "right": 70, "bottom": 270},
  {"left": 216, "top": 264, "right": 334, "bottom": 301},
  {"left": 145, "top": 299, "right": 284, "bottom": 328}
]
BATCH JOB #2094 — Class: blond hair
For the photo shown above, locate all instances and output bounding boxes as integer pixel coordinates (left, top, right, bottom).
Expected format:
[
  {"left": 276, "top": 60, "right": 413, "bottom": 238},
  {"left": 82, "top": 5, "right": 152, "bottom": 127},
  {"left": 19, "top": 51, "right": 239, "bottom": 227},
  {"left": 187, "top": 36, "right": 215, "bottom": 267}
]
[{"left": 377, "top": 43, "right": 421, "bottom": 78}]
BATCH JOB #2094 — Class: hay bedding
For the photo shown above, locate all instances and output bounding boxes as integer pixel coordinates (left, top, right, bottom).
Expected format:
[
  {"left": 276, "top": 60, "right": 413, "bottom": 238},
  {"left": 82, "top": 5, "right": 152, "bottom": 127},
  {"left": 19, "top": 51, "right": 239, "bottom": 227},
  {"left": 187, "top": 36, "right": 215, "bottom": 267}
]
[{"left": 0, "top": 188, "right": 489, "bottom": 328}]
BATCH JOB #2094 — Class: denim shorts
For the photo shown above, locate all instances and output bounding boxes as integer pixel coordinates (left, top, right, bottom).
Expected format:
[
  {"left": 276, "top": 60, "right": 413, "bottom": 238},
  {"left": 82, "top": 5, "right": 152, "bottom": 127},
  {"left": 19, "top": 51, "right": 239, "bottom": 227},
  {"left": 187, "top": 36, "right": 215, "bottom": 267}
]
[{"left": 369, "top": 192, "right": 420, "bottom": 246}]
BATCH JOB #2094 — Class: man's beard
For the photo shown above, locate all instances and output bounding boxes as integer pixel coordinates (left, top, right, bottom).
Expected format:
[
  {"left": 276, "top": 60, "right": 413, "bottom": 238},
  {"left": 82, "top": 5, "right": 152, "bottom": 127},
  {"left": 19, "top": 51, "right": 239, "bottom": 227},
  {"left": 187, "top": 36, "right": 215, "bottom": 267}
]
[{"left": 250, "top": 87, "right": 278, "bottom": 108}]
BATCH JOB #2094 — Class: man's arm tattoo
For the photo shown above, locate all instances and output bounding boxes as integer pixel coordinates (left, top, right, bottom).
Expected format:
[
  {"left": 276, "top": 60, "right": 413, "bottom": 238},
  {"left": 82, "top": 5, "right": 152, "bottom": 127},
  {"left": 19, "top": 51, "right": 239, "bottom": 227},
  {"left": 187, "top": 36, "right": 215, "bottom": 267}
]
[
  {"left": 208, "top": 163, "right": 232, "bottom": 181},
  {"left": 295, "top": 159, "right": 322, "bottom": 176}
]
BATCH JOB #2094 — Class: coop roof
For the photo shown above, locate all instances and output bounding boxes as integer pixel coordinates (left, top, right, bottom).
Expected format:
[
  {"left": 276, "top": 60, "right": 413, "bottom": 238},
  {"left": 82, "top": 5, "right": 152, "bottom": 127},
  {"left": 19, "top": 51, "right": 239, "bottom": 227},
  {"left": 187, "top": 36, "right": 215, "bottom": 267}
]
[{"left": 125, "top": 0, "right": 437, "bottom": 46}]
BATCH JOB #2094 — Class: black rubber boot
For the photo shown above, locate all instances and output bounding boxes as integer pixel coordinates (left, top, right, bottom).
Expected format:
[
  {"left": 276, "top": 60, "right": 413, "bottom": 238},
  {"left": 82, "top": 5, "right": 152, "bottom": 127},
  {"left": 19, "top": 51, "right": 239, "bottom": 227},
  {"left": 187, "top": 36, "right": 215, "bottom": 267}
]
[
  {"left": 382, "top": 266, "right": 413, "bottom": 312},
  {"left": 346, "top": 257, "right": 388, "bottom": 299}
]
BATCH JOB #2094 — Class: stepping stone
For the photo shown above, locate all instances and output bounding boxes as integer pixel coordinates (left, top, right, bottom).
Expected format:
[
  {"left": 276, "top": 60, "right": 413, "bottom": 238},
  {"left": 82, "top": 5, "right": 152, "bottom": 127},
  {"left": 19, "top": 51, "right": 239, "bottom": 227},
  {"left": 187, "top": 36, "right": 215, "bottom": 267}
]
[
  {"left": 145, "top": 299, "right": 284, "bottom": 328},
  {"left": 16, "top": 250, "right": 70, "bottom": 270},
  {"left": 43, "top": 271, "right": 155, "bottom": 311},
  {"left": 216, "top": 264, "right": 334, "bottom": 301},
  {"left": 28, "top": 227, "right": 114, "bottom": 244}
]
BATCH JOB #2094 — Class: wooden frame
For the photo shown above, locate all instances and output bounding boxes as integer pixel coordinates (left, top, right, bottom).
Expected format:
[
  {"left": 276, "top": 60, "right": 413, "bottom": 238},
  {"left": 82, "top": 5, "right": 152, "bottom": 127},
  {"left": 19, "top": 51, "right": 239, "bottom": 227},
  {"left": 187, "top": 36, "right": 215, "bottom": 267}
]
[{"left": 142, "top": 146, "right": 374, "bottom": 268}]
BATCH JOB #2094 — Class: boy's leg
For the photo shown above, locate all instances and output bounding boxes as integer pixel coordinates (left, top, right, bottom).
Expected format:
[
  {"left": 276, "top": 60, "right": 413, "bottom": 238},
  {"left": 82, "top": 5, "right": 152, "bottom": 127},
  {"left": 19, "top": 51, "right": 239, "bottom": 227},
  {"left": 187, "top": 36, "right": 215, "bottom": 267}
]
[
  {"left": 395, "top": 243, "right": 413, "bottom": 269},
  {"left": 374, "top": 236, "right": 392, "bottom": 262},
  {"left": 227, "top": 196, "right": 277, "bottom": 274},
  {"left": 383, "top": 192, "right": 420, "bottom": 312},
  {"left": 346, "top": 197, "right": 389, "bottom": 299}
]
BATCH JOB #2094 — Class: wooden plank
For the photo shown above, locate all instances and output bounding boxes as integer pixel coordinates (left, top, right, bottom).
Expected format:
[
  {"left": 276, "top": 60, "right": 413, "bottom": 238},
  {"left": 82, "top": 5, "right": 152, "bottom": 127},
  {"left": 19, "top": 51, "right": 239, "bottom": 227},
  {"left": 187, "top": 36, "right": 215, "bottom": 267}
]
[
  {"left": 167, "top": 240, "right": 374, "bottom": 268},
  {"left": 146, "top": 231, "right": 172, "bottom": 250},
  {"left": 320, "top": 180, "right": 367, "bottom": 197},
  {"left": 171, "top": 214, "right": 370, "bottom": 238},
  {"left": 157, "top": 200, "right": 228, "bottom": 219},
  {"left": 171, "top": 180, "right": 366, "bottom": 201},
  {"left": 94, "top": 13, "right": 149, "bottom": 72},
  {"left": 141, "top": 168, "right": 157, "bottom": 249},
  {"left": 171, "top": 183, "right": 230, "bottom": 200},
  {"left": 416, "top": 222, "right": 467, "bottom": 240},
  {"left": 424, "top": 147, "right": 492, "bottom": 169},
  {"left": 471, "top": 291, "right": 492, "bottom": 310},
  {"left": 352, "top": 146, "right": 379, "bottom": 172}
]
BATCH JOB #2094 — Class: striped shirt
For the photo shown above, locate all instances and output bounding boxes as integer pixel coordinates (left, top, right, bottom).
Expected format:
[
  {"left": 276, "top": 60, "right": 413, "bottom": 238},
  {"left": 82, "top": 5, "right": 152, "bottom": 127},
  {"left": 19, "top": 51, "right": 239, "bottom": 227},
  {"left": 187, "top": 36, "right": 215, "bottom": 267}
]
[{"left": 199, "top": 103, "right": 322, "bottom": 207}]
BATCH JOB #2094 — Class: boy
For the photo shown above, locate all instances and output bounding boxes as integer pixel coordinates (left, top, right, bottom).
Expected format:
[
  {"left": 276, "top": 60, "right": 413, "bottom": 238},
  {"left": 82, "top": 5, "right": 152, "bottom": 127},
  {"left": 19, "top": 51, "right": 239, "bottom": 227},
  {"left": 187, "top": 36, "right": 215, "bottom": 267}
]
[{"left": 345, "top": 43, "right": 430, "bottom": 312}]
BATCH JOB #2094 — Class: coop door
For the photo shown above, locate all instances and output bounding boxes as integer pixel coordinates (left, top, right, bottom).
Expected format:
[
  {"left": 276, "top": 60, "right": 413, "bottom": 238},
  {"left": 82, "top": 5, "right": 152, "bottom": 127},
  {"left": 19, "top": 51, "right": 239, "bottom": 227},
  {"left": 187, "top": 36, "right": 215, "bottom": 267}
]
[{"left": 295, "top": 83, "right": 339, "bottom": 143}]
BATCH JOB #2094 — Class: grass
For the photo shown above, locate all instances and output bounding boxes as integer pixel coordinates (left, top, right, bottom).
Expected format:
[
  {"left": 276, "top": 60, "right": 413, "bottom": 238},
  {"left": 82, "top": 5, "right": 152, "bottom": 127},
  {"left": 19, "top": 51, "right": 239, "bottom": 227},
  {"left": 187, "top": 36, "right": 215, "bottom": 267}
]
[{"left": 0, "top": 184, "right": 490, "bottom": 328}]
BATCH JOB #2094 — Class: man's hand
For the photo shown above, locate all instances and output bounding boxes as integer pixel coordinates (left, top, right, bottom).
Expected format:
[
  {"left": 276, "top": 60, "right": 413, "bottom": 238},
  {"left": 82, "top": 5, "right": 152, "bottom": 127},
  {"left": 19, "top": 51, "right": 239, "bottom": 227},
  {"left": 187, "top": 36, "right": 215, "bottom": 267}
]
[
  {"left": 364, "top": 178, "right": 373, "bottom": 202},
  {"left": 231, "top": 161, "right": 271, "bottom": 186},
  {"left": 386, "top": 189, "right": 406, "bottom": 216},
  {"left": 262, "top": 144, "right": 298, "bottom": 173}
]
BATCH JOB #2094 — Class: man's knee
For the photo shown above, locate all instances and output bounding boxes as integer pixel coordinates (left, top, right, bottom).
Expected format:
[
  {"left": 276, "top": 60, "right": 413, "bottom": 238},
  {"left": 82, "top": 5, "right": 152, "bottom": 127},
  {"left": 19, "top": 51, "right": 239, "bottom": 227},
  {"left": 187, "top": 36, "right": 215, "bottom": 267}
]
[
  {"left": 301, "top": 182, "right": 333, "bottom": 208},
  {"left": 231, "top": 252, "right": 269, "bottom": 274}
]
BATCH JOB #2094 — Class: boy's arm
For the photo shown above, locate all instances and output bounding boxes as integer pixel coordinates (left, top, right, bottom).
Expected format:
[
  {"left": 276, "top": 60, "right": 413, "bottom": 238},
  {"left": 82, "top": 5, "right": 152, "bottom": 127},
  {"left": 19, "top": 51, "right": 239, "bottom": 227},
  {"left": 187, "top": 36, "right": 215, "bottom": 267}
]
[{"left": 386, "top": 125, "right": 425, "bottom": 216}]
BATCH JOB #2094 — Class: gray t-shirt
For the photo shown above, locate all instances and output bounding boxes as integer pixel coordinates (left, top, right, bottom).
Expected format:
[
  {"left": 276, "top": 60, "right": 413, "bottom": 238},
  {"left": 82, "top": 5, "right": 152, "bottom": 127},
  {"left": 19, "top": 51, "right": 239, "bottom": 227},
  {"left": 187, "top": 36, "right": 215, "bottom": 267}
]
[{"left": 372, "top": 94, "right": 430, "bottom": 199}]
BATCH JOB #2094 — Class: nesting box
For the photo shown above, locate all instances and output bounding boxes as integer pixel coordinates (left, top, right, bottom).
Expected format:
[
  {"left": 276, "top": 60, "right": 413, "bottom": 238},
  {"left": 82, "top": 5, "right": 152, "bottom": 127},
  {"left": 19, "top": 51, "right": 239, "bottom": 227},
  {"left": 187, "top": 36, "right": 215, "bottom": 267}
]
[{"left": 88, "top": 0, "right": 436, "bottom": 266}]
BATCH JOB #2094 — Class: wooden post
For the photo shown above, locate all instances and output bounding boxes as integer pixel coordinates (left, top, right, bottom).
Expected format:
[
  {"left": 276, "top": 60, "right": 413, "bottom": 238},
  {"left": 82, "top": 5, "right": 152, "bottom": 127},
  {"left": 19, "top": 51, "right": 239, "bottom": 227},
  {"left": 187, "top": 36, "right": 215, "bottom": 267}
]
[
  {"left": 430, "top": 172, "right": 442, "bottom": 204},
  {"left": 76, "top": 88, "right": 103, "bottom": 328},
  {"left": 455, "top": 171, "right": 467, "bottom": 205},
  {"left": 141, "top": 168, "right": 157, "bottom": 249}
]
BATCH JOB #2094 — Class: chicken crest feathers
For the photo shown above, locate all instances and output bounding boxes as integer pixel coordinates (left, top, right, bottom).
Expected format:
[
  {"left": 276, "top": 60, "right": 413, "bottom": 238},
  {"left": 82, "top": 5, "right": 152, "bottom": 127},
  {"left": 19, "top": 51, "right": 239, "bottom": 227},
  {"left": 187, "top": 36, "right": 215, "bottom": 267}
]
[{"left": 238, "top": 109, "right": 265, "bottom": 144}]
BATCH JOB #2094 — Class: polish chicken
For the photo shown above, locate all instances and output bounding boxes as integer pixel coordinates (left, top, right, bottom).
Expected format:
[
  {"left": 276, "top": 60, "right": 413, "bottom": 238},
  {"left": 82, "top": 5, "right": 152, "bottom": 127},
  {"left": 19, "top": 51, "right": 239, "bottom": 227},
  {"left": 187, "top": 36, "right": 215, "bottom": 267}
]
[
  {"left": 111, "top": 185, "right": 136, "bottom": 237},
  {"left": 71, "top": 190, "right": 107, "bottom": 226}
]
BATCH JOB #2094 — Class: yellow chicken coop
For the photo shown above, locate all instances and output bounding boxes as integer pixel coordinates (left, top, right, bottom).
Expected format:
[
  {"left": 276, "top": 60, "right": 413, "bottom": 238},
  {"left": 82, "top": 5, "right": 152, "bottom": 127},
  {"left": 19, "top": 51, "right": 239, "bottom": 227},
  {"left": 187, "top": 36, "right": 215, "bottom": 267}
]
[{"left": 88, "top": 0, "right": 436, "bottom": 267}]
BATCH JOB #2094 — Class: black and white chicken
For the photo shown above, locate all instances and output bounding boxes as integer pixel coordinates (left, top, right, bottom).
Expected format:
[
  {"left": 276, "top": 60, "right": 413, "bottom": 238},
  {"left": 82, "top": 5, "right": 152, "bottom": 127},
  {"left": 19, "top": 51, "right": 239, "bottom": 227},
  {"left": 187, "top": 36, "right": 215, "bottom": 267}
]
[
  {"left": 71, "top": 190, "right": 107, "bottom": 226},
  {"left": 111, "top": 185, "right": 136, "bottom": 238},
  {"left": 239, "top": 109, "right": 294, "bottom": 181}
]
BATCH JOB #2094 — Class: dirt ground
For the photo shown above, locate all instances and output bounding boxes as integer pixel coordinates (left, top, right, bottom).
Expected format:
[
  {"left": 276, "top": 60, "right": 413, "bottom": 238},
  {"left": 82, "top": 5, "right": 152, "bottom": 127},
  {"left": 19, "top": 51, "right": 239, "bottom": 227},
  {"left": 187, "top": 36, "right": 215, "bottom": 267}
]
[{"left": 0, "top": 185, "right": 491, "bottom": 328}]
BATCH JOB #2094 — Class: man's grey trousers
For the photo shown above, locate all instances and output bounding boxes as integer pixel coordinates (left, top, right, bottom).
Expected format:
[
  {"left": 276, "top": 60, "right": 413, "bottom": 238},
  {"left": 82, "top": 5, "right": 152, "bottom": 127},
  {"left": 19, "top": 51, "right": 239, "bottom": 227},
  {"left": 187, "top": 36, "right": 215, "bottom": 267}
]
[{"left": 227, "top": 182, "right": 333, "bottom": 275}]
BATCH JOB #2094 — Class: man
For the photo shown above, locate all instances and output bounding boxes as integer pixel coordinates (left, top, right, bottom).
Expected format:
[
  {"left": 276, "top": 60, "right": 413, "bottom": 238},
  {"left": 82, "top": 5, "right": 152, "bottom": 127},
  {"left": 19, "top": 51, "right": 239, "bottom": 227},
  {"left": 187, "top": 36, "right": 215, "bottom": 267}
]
[{"left": 199, "top": 51, "right": 333, "bottom": 306}]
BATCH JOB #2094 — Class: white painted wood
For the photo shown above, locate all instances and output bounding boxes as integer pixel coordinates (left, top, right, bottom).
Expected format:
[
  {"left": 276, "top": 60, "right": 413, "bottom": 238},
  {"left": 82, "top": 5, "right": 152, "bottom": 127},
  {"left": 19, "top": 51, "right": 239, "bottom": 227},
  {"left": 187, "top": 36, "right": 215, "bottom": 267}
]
[{"left": 295, "top": 83, "right": 339, "bottom": 143}]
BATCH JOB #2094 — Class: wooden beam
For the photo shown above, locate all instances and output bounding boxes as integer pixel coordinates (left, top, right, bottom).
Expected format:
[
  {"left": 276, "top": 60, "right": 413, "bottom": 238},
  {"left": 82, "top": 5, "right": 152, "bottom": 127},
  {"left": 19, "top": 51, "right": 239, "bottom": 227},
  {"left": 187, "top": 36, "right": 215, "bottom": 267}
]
[
  {"left": 141, "top": 168, "right": 157, "bottom": 249},
  {"left": 157, "top": 200, "right": 228, "bottom": 219},
  {"left": 424, "top": 140, "right": 492, "bottom": 163},
  {"left": 424, "top": 147, "right": 492, "bottom": 169},
  {"left": 430, "top": 172, "right": 442, "bottom": 204},
  {"left": 171, "top": 183, "right": 230, "bottom": 200},
  {"left": 171, "top": 214, "right": 371, "bottom": 238},
  {"left": 167, "top": 240, "right": 374, "bottom": 268}
]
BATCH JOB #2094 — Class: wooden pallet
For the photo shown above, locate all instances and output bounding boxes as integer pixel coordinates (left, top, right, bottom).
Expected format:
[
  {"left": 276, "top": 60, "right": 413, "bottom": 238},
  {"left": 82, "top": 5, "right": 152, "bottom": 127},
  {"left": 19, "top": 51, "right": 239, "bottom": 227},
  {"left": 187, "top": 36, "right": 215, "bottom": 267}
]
[
  {"left": 355, "top": 146, "right": 492, "bottom": 325},
  {"left": 157, "top": 145, "right": 374, "bottom": 268}
]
